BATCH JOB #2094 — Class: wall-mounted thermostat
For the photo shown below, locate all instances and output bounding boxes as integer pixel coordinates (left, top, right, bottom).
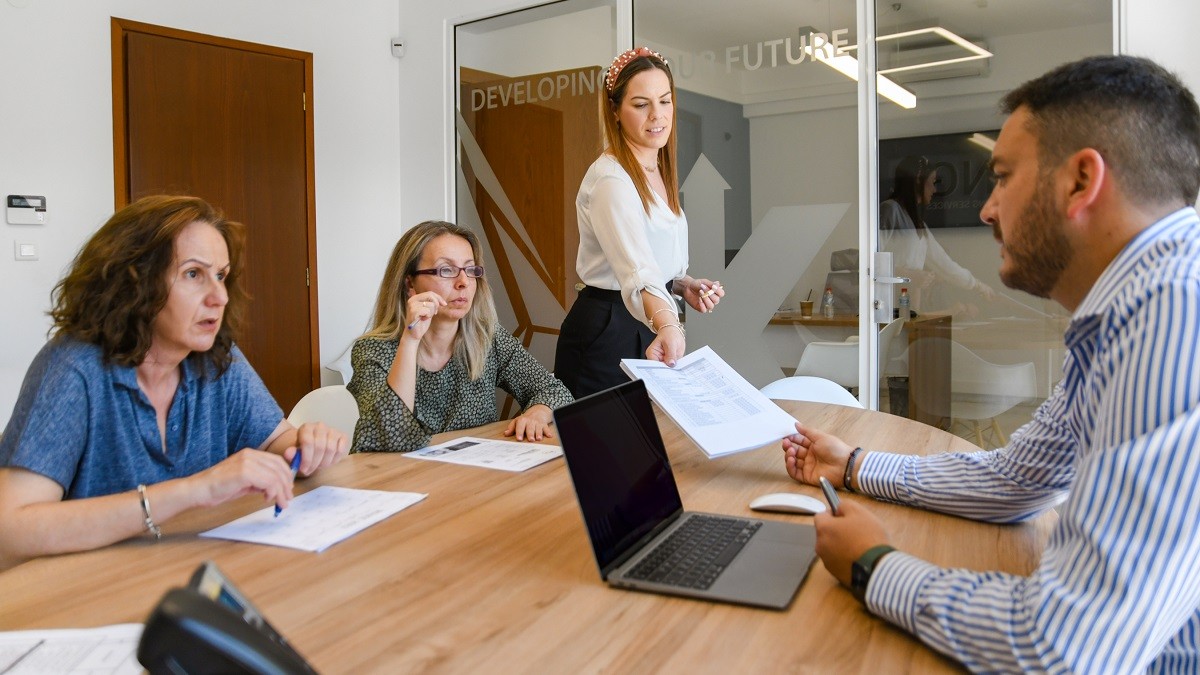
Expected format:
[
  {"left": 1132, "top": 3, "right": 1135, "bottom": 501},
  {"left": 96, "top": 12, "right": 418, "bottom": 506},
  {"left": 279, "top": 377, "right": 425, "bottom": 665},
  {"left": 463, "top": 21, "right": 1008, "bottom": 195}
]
[{"left": 7, "top": 195, "right": 48, "bottom": 225}]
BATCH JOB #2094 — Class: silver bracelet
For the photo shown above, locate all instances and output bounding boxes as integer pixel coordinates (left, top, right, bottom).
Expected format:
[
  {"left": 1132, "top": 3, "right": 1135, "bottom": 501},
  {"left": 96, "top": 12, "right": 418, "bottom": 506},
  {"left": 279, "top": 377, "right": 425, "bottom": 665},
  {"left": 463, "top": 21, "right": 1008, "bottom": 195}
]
[
  {"left": 658, "top": 323, "right": 685, "bottom": 336},
  {"left": 137, "top": 484, "right": 162, "bottom": 540}
]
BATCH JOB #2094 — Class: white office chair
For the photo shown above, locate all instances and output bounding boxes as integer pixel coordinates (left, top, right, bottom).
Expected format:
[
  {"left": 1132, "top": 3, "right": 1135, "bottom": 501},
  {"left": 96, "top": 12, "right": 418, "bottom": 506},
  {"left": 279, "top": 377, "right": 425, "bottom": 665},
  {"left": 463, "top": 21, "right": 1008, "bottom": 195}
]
[
  {"left": 287, "top": 384, "right": 361, "bottom": 438},
  {"left": 945, "top": 341, "right": 1037, "bottom": 448},
  {"left": 794, "top": 317, "right": 907, "bottom": 390},
  {"left": 325, "top": 343, "right": 354, "bottom": 385},
  {"left": 760, "top": 375, "right": 863, "bottom": 408},
  {"left": 909, "top": 338, "right": 1037, "bottom": 448}
]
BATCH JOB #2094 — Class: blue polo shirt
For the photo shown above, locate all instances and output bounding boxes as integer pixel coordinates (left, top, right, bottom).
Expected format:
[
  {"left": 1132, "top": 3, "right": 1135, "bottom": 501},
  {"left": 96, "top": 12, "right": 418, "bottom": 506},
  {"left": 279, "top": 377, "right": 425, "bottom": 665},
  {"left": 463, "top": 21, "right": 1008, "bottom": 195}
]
[{"left": 0, "top": 337, "right": 282, "bottom": 499}]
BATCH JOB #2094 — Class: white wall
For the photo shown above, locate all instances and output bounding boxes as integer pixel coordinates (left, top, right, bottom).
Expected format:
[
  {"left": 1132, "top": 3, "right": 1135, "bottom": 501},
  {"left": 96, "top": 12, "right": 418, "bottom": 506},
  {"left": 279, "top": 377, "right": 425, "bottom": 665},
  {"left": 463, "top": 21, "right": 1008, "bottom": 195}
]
[
  {"left": 3, "top": 0, "right": 1195, "bottom": 426},
  {"left": 0, "top": 0, "right": 403, "bottom": 425}
]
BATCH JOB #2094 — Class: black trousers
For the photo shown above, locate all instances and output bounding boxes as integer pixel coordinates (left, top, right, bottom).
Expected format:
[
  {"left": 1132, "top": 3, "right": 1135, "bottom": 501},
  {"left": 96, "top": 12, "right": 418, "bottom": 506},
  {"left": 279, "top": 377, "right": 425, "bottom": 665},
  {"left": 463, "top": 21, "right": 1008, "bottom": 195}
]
[{"left": 554, "top": 286, "right": 656, "bottom": 399}]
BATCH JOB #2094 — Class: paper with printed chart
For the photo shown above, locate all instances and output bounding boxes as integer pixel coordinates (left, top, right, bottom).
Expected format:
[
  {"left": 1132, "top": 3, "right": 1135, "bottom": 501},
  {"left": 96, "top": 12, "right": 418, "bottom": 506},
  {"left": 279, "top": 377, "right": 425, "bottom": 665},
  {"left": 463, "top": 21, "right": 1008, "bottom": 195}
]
[
  {"left": 407, "top": 436, "right": 562, "bottom": 472},
  {"left": 200, "top": 486, "right": 426, "bottom": 552},
  {"left": 0, "top": 624, "right": 142, "bottom": 675},
  {"left": 621, "top": 345, "right": 797, "bottom": 458}
]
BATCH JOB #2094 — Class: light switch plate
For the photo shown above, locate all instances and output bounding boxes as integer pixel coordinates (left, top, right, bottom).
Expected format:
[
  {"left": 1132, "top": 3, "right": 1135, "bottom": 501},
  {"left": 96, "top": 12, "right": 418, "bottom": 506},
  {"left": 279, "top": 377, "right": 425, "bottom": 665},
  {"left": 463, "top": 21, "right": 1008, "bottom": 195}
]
[{"left": 14, "top": 241, "right": 38, "bottom": 261}]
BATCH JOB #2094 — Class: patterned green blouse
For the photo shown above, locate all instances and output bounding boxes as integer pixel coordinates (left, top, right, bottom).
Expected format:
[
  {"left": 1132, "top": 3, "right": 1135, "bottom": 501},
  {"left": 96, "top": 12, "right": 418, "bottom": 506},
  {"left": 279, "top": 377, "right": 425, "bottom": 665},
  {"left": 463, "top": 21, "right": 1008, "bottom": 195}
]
[{"left": 347, "top": 327, "right": 573, "bottom": 452}]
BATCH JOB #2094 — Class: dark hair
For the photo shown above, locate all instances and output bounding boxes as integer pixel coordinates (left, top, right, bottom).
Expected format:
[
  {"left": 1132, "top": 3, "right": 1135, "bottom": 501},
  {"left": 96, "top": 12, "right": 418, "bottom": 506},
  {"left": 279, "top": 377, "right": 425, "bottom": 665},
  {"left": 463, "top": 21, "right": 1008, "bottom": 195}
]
[
  {"left": 885, "top": 155, "right": 932, "bottom": 230},
  {"left": 601, "top": 52, "right": 681, "bottom": 215},
  {"left": 50, "top": 195, "right": 248, "bottom": 375},
  {"left": 1002, "top": 55, "right": 1200, "bottom": 205}
]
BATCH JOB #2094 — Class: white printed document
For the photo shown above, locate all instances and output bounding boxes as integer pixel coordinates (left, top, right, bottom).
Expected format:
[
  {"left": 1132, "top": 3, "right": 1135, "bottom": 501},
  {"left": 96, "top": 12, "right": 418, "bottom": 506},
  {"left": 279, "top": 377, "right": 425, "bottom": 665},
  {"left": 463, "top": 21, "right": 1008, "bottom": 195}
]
[
  {"left": 0, "top": 624, "right": 142, "bottom": 675},
  {"left": 407, "top": 436, "right": 562, "bottom": 472},
  {"left": 200, "top": 486, "right": 426, "bottom": 552},
  {"left": 621, "top": 345, "right": 797, "bottom": 458}
]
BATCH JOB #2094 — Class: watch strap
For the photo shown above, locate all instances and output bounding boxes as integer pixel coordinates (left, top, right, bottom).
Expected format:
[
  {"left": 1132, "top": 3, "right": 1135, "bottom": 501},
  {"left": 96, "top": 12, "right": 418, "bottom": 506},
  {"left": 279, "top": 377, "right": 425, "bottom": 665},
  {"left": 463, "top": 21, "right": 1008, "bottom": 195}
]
[{"left": 851, "top": 544, "right": 895, "bottom": 603}]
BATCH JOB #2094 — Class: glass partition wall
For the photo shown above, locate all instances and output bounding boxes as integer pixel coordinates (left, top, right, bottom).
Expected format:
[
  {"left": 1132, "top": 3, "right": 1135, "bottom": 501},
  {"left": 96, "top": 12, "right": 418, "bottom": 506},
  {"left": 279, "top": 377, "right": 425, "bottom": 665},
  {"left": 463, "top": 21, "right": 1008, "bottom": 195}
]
[
  {"left": 870, "top": 0, "right": 1112, "bottom": 446},
  {"left": 455, "top": 0, "right": 1114, "bottom": 447}
]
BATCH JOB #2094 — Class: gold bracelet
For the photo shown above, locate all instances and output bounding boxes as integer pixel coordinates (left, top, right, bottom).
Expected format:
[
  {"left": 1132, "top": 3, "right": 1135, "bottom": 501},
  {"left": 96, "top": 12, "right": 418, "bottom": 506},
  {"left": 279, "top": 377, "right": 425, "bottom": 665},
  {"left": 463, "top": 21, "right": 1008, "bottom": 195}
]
[
  {"left": 137, "top": 484, "right": 162, "bottom": 540},
  {"left": 651, "top": 307, "right": 677, "bottom": 333},
  {"left": 658, "top": 323, "right": 685, "bottom": 336}
]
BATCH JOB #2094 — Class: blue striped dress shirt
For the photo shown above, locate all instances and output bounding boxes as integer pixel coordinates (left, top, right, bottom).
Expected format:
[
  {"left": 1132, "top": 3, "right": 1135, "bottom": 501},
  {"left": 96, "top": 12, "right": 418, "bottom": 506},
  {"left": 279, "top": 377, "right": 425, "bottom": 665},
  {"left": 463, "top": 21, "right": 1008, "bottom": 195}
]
[{"left": 856, "top": 207, "right": 1200, "bottom": 673}]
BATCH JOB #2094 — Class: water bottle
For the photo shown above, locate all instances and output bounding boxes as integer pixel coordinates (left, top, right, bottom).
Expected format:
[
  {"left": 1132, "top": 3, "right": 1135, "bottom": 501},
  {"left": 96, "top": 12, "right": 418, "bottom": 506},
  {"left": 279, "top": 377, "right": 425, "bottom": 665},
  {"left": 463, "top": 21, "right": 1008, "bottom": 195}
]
[
  {"left": 898, "top": 287, "right": 910, "bottom": 318},
  {"left": 821, "top": 287, "right": 835, "bottom": 318}
]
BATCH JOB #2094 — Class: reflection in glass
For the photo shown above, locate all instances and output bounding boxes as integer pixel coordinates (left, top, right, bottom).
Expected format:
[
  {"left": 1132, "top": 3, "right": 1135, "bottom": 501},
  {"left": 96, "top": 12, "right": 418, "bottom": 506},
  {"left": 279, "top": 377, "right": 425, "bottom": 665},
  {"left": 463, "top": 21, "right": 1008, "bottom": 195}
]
[{"left": 875, "top": 0, "right": 1112, "bottom": 445}]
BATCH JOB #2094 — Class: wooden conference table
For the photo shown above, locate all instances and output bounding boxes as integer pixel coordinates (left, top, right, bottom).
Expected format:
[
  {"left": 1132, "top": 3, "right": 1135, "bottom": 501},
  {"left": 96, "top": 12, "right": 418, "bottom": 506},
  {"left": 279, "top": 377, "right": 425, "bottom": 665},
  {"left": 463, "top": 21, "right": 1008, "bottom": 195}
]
[{"left": 0, "top": 401, "right": 1053, "bottom": 673}]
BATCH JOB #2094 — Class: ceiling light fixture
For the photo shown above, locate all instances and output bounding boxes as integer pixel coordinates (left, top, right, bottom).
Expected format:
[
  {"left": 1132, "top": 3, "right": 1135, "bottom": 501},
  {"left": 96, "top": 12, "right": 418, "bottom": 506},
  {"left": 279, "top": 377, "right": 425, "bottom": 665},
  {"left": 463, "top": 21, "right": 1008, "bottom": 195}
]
[
  {"left": 844, "top": 26, "right": 993, "bottom": 76},
  {"left": 805, "top": 38, "right": 916, "bottom": 109},
  {"left": 967, "top": 132, "right": 996, "bottom": 151}
]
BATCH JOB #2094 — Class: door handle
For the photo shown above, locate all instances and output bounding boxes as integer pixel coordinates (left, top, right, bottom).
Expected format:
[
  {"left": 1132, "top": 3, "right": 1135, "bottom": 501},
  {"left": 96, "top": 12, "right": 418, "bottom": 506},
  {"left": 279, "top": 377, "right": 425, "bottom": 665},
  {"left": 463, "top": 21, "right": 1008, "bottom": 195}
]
[{"left": 874, "top": 276, "right": 910, "bottom": 284}]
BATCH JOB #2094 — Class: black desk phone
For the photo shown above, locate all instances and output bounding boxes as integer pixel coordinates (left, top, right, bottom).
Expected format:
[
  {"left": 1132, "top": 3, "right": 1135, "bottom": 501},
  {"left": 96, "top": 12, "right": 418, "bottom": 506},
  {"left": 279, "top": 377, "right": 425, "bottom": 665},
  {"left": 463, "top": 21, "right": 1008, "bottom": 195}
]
[{"left": 138, "top": 561, "right": 318, "bottom": 674}]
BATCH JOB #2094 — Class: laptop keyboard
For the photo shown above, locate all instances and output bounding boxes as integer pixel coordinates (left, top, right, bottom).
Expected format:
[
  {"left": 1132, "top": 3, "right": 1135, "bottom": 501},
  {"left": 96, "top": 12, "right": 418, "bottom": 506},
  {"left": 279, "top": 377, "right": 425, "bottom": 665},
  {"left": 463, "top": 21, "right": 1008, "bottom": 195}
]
[{"left": 625, "top": 515, "right": 762, "bottom": 590}]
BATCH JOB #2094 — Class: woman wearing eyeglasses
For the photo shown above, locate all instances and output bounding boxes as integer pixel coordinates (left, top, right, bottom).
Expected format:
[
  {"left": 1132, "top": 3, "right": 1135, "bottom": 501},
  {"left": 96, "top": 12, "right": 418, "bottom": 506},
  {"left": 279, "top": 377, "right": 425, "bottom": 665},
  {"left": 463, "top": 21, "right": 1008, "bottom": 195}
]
[
  {"left": 348, "top": 221, "right": 573, "bottom": 453},
  {"left": 880, "top": 155, "right": 996, "bottom": 313}
]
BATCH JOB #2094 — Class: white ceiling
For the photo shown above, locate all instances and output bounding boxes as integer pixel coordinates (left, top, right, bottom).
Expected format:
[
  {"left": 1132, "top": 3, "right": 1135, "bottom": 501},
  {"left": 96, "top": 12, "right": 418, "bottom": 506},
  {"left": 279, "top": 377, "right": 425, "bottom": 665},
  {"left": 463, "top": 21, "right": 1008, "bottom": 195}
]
[{"left": 636, "top": 0, "right": 1111, "bottom": 52}]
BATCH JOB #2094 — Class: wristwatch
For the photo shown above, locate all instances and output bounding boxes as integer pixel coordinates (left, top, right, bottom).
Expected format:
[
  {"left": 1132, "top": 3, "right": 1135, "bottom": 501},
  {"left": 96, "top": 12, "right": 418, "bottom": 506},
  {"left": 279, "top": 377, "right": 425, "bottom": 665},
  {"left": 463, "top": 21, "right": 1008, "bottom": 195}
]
[{"left": 851, "top": 544, "right": 896, "bottom": 604}]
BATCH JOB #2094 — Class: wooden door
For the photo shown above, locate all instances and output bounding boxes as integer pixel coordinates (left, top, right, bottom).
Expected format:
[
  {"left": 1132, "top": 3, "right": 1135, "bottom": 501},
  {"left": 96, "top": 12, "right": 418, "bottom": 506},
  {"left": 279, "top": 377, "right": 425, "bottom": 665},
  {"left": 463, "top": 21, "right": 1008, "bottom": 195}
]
[{"left": 112, "top": 18, "right": 319, "bottom": 412}]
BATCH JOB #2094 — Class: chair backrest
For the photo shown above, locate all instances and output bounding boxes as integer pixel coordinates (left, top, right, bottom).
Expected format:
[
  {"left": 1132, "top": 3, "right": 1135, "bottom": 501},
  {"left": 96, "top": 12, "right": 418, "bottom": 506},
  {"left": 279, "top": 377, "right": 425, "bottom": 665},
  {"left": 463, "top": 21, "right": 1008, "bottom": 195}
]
[
  {"left": 325, "top": 343, "right": 354, "bottom": 385},
  {"left": 287, "top": 384, "right": 360, "bottom": 438},
  {"left": 761, "top": 376, "right": 863, "bottom": 407},
  {"left": 909, "top": 338, "right": 1038, "bottom": 420},
  {"left": 794, "top": 316, "right": 908, "bottom": 387}
]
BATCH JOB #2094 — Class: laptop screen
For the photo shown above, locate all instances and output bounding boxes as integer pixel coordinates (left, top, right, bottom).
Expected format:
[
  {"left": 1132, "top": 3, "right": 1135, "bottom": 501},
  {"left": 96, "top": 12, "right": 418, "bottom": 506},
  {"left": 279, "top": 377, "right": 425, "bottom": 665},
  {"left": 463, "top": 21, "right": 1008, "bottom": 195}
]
[{"left": 554, "top": 379, "right": 684, "bottom": 574}]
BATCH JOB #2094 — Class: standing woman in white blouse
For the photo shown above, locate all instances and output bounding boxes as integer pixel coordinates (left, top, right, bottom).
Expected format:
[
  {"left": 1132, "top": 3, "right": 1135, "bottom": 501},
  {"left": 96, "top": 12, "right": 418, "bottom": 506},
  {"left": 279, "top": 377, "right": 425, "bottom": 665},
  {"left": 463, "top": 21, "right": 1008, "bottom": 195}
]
[{"left": 554, "top": 47, "right": 726, "bottom": 398}]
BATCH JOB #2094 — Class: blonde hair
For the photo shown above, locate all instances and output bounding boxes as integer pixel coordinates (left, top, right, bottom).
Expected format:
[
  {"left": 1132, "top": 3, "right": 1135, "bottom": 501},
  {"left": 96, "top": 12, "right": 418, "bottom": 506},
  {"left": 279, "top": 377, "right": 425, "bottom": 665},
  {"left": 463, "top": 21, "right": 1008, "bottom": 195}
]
[
  {"left": 362, "top": 221, "right": 498, "bottom": 380},
  {"left": 600, "top": 52, "right": 681, "bottom": 215}
]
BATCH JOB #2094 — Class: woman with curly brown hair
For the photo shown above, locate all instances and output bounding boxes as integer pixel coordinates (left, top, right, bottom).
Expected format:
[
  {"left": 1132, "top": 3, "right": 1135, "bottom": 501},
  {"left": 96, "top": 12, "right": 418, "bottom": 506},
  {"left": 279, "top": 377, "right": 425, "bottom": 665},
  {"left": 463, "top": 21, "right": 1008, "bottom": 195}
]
[{"left": 0, "top": 195, "right": 347, "bottom": 568}]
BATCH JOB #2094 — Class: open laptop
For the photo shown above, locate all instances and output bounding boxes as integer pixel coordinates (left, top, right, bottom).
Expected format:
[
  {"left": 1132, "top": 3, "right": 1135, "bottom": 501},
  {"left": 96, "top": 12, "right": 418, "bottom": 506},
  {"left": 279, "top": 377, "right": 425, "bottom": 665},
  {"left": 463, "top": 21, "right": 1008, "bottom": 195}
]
[{"left": 554, "top": 379, "right": 816, "bottom": 609}]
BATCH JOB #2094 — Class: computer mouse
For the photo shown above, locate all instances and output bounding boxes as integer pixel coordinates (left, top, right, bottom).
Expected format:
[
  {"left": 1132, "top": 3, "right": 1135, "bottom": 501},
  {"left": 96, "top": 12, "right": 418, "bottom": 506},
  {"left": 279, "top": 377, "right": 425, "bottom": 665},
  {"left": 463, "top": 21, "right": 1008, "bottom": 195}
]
[{"left": 749, "top": 492, "right": 827, "bottom": 515}]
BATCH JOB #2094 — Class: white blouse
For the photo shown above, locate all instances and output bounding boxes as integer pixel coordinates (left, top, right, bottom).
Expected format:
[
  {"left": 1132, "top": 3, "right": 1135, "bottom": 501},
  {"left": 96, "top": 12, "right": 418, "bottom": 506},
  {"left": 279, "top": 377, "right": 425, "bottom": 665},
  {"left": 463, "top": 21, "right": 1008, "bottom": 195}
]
[
  {"left": 575, "top": 154, "right": 688, "bottom": 328},
  {"left": 879, "top": 199, "right": 978, "bottom": 295}
]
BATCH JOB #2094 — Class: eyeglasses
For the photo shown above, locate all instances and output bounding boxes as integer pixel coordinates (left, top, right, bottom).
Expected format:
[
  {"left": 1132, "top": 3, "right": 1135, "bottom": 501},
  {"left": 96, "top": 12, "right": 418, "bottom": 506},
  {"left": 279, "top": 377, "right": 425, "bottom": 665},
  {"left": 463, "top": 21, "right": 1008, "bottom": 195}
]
[{"left": 413, "top": 265, "right": 485, "bottom": 279}]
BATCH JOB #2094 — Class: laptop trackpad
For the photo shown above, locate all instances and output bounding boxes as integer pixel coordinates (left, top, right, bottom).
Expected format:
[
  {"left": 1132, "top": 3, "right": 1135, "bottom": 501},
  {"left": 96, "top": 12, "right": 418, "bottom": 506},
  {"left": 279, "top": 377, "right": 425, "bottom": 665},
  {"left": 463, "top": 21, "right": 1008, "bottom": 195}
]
[{"left": 708, "top": 519, "right": 817, "bottom": 609}]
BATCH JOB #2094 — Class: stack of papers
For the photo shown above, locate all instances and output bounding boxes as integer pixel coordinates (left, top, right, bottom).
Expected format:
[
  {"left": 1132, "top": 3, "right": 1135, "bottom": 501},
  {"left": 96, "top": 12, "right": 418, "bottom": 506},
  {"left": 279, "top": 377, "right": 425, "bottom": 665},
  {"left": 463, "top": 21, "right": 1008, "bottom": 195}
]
[{"left": 621, "top": 346, "right": 797, "bottom": 458}]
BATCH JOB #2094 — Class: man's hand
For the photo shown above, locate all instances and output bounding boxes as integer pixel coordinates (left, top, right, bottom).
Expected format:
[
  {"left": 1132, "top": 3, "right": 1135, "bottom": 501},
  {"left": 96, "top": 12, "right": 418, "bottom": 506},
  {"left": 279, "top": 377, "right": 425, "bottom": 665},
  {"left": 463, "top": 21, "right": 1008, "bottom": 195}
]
[
  {"left": 782, "top": 421, "right": 856, "bottom": 488},
  {"left": 814, "top": 499, "right": 892, "bottom": 587}
]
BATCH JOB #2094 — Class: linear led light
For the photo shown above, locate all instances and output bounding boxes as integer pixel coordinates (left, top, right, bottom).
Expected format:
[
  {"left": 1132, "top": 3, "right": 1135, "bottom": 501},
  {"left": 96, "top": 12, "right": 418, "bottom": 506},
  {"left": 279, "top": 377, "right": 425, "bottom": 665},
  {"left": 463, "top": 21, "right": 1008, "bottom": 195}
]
[
  {"left": 967, "top": 132, "right": 996, "bottom": 151},
  {"left": 805, "top": 41, "right": 917, "bottom": 109},
  {"left": 844, "top": 26, "right": 993, "bottom": 76}
]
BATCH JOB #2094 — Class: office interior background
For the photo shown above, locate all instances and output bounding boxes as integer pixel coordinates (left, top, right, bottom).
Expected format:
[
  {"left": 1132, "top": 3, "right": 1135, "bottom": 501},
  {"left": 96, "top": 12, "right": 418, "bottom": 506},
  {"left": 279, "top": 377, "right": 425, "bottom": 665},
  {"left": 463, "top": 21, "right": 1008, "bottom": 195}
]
[{"left": 1, "top": 0, "right": 1197, "bottom": 438}]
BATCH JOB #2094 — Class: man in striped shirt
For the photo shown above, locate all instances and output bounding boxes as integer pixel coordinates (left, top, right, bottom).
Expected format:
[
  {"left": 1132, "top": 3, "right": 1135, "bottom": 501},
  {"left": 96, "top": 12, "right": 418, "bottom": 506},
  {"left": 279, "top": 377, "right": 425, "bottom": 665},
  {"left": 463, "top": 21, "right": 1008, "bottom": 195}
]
[{"left": 783, "top": 55, "right": 1200, "bottom": 673}]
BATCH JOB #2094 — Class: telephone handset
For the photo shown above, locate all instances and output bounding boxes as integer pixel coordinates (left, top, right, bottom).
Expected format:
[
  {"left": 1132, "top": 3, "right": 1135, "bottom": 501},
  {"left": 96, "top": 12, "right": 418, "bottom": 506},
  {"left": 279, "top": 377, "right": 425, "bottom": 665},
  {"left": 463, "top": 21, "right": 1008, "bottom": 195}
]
[{"left": 138, "top": 561, "right": 317, "bottom": 674}]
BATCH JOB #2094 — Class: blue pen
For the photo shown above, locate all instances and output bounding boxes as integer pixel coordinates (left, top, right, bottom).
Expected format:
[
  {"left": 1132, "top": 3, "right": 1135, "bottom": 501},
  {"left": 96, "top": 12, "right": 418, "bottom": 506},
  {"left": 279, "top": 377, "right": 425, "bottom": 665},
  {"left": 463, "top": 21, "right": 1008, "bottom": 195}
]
[{"left": 275, "top": 449, "right": 302, "bottom": 518}]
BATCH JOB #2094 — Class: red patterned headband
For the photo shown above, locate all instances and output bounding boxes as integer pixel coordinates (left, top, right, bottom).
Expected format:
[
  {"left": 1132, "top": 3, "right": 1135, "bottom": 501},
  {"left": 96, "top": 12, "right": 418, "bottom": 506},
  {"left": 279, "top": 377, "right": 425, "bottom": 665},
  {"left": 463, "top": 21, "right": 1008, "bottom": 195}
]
[{"left": 604, "top": 47, "right": 667, "bottom": 93}]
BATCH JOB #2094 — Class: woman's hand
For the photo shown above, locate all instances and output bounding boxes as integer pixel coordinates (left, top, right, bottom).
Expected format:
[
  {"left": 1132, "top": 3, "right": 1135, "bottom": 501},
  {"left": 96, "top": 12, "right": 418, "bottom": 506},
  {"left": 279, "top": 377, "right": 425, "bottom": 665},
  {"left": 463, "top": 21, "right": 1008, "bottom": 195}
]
[
  {"left": 504, "top": 404, "right": 556, "bottom": 442},
  {"left": 189, "top": 448, "right": 300, "bottom": 511},
  {"left": 403, "top": 291, "right": 447, "bottom": 340},
  {"left": 781, "top": 421, "right": 855, "bottom": 488},
  {"left": 682, "top": 278, "right": 724, "bottom": 313},
  {"left": 290, "top": 422, "right": 349, "bottom": 476},
  {"left": 645, "top": 323, "right": 685, "bottom": 367},
  {"left": 973, "top": 280, "right": 998, "bottom": 301}
]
